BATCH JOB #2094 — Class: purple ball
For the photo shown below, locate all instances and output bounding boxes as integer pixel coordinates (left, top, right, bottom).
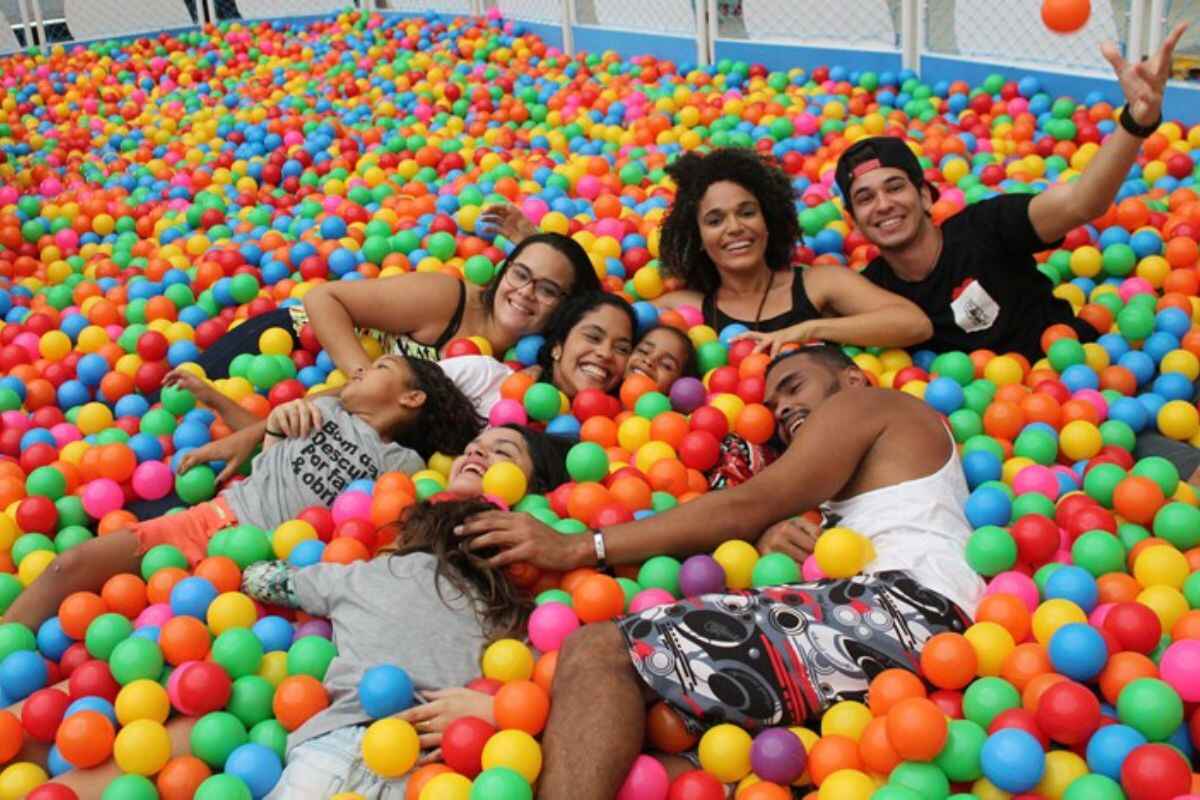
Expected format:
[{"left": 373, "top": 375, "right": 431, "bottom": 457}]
[
  {"left": 678, "top": 555, "right": 726, "bottom": 597},
  {"left": 750, "top": 727, "right": 807, "bottom": 785},
  {"left": 669, "top": 377, "right": 706, "bottom": 413},
  {"left": 295, "top": 619, "right": 333, "bottom": 640}
]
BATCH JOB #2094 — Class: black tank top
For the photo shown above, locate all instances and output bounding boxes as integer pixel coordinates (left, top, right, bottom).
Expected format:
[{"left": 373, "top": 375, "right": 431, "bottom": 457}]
[{"left": 702, "top": 268, "right": 820, "bottom": 333}]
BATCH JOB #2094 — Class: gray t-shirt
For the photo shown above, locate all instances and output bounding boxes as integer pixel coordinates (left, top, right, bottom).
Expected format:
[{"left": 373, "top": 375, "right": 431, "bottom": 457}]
[
  {"left": 286, "top": 553, "right": 489, "bottom": 752},
  {"left": 223, "top": 396, "right": 424, "bottom": 530}
]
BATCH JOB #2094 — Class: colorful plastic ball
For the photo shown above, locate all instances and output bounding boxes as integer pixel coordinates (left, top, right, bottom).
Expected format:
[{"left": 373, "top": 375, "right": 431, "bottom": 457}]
[
  {"left": 697, "top": 724, "right": 752, "bottom": 783},
  {"left": 193, "top": 774, "right": 252, "bottom": 800},
  {"left": 113, "top": 719, "right": 172, "bottom": 776},
  {"left": 481, "top": 730, "right": 542, "bottom": 783},
  {"left": 1117, "top": 678, "right": 1184, "bottom": 741},
  {"left": 224, "top": 742, "right": 283, "bottom": 799},
  {"left": 747, "top": 728, "right": 806, "bottom": 785},
  {"left": 750, "top": 552, "right": 799, "bottom": 587},
  {"left": 358, "top": 664, "right": 414, "bottom": 719},
  {"left": 814, "top": 527, "right": 869, "bottom": 578},
  {"left": 1120, "top": 743, "right": 1192, "bottom": 800},
  {"left": 678, "top": 555, "right": 726, "bottom": 597},
  {"left": 1086, "top": 723, "right": 1147, "bottom": 781},
  {"left": 482, "top": 639, "right": 534, "bottom": 683},
  {"left": 55, "top": 710, "right": 114, "bottom": 768},
  {"left": 286, "top": 636, "right": 337, "bottom": 681},
  {"left": 616, "top": 754, "right": 669, "bottom": 800},
  {"left": 980, "top": 728, "right": 1045, "bottom": 793},
  {"left": 482, "top": 462, "right": 527, "bottom": 506},
  {"left": 526, "top": 602, "right": 579, "bottom": 653}
]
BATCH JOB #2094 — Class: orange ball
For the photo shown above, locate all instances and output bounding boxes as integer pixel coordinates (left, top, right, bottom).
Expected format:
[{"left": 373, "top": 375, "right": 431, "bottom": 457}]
[
  {"left": 0, "top": 710, "right": 23, "bottom": 764},
  {"left": 100, "top": 574, "right": 148, "bottom": 620},
  {"left": 159, "top": 616, "right": 212, "bottom": 665},
  {"left": 734, "top": 403, "right": 775, "bottom": 445},
  {"left": 581, "top": 416, "right": 618, "bottom": 448},
  {"left": 646, "top": 458, "right": 688, "bottom": 496},
  {"left": 58, "top": 591, "right": 109, "bottom": 639},
  {"left": 858, "top": 716, "right": 902, "bottom": 775},
  {"left": 493, "top": 680, "right": 550, "bottom": 735},
  {"left": 97, "top": 443, "right": 137, "bottom": 482},
  {"left": 98, "top": 509, "right": 138, "bottom": 535},
  {"left": 737, "top": 352, "right": 772, "bottom": 379},
  {"left": 1171, "top": 609, "right": 1200, "bottom": 640},
  {"left": 192, "top": 556, "right": 243, "bottom": 593},
  {"left": 532, "top": 651, "right": 558, "bottom": 695},
  {"left": 500, "top": 372, "right": 536, "bottom": 402},
  {"left": 885, "top": 697, "right": 947, "bottom": 761},
  {"left": 1113, "top": 476, "right": 1166, "bottom": 526},
  {"left": 567, "top": 482, "right": 612, "bottom": 523},
  {"left": 55, "top": 710, "right": 115, "bottom": 768},
  {"left": 273, "top": 675, "right": 329, "bottom": 731},
  {"left": 609, "top": 475, "right": 653, "bottom": 512},
  {"left": 620, "top": 374, "right": 657, "bottom": 410},
  {"left": 1099, "top": 651, "right": 1158, "bottom": 705},
  {"left": 322, "top": 537, "right": 370, "bottom": 564},
  {"left": 807, "top": 734, "right": 862, "bottom": 786},
  {"left": 1001, "top": 642, "right": 1053, "bottom": 691},
  {"left": 1097, "top": 572, "right": 1142, "bottom": 604},
  {"left": 738, "top": 783, "right": 790, "bottom": 800},
  {"left": 649, "top": 412, "right": 689, "bottom": 449},
  {"left": 975, "top": 593, "right": 1032, "bottom": 643},
  {"left": 646, "top": 701, "right": 698, "bottom": 754},
  {"left": 920, "top": 632, "right": 978, "bottom": 689},
  {"left": 156, "top": 756, "right": 213, "bottom": 800},
  {"left": 146, "top": 566, "right": 188, "bottom": 604},
  {"left": 867, "top": 669, "right": 926, "bottom": 716},
  {"left": 406, "top": 765, "right": 455, "bottom": 800},
  {"left": 1023, "top": 672, "right": 1068, "bottom": 712},
  {"left": 983, "top": 401, "right": 1025, "bottom": 440},
  {"left": 571, "top": 574, "right": 625, "bottom": 623}
]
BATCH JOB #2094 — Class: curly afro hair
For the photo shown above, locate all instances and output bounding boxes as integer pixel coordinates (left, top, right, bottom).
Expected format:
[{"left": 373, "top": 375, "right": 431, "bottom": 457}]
[
  {"left": 396, "top": 356, "right": 484, "bottom": 459},
  {"left": 659, "top": 148, "right": 801, "bottom": 297}
]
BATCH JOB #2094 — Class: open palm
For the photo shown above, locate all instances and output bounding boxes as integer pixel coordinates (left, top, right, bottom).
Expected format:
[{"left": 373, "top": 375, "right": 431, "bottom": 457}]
[{"left": 1101, "top": 22, "right": 1188, "bottom": 127}]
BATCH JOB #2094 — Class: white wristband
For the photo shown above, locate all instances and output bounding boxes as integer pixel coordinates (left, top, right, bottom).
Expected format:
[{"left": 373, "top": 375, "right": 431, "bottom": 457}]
[{"left": 592, "top": 530, "right": 608, "bottom": 570}]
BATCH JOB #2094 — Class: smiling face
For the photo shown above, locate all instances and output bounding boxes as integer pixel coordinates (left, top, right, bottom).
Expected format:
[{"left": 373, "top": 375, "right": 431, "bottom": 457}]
[
  {"left": 493, "top": 242, "right": 576, "bottom": 335},
  {"left": 626, "top": 327, "right": 690, "bottom": 392},
  {"left": 551, "top": 304, "right": 634, "bottom": 397},
  {"left": 765, "top": 354, "right": 865, "bottom": 446},
  {"left": 847, "top": 167, "right": 933, "bottom": 251},
  {"left": 697, "top": 180, "right": 770, "bottom": 276},
  {"left": 340, "top": 355, "right": 417, "bottom": 413},
  {"left": 447, "top": 427, "right": 536, "bottom": 496}
]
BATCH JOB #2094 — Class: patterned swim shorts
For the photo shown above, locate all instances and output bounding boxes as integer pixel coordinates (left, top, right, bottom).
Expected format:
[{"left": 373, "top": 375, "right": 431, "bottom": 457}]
[{"left": 618, "top": 571, "right": 970, "bottom": 732}]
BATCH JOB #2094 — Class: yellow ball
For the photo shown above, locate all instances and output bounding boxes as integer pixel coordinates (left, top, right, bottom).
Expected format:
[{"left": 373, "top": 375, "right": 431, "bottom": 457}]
[
  {"left": 77, "top": 402, "right": 115, "bottom": 435},
  {"left": 634, "top": 441, "right": 676, "bottom": 474},
  {"left": 1136, "top": 584, "right": 1189, "bottom": 631},
  {"left": 427, "top": 452, "right": 454, "bottom": 478},
  {"left": 419, "top": 773, "right": 473, "bottom": 800},
  {"left": 712, "top": 540, "right": 759, "bottom": 590},
  {"left": 984, "top": 355, "right": 1023, "bottom": 386},
  {"left": 878, "top": 348, "right": 913, "bottom": 372},
  {"left": 632, "top": 266, "right": 664, "bottom": 300},
  {"left": 1059, "top": 420, "right": 1103, "bottom": 461},
  {"left": 617, "top": 416, "right": 652, "bottom": 452},
  {"left": 817, "top": 769, "right": 876, "bottom": 800},
  {"left": 113, "top": 719, "right": 172, "bottom": 775},
  {"left": 1070, "top": 246, "right": 1103, "bottom": 278},
  {"left": 468, "top": 336, "right": 493, "bottom": 357},
  {"left": 481, "top": 639, "right": 534, "bottom": 682},
  {"left": 1035, "top": 749, "right": 1088, "bottom": 800},
  {"left": 814, "top": 527, "right": 868, "bottom": 578},
  {"left": 709, "top": 393, "right": 745, "bottom": 429},
  {"left": 1157, "top": 400, "right": 1200, "bottom": 440},
  {"left": 688, "top": 325, "right": 718, "bottom": 348},
  {"left": 1032, "top": 598, "right": 1087, "bottom": 645},
  {"left": 1133, "top": 544, "right": 1190, "bottom": 589},
  {"left": 115, "top": 679, "right": 170, "bottom": 725},
  {"left": 412, "top": 469, "right": 447, "bottom": 489},
  {"left": 38, "top": 330, "right": 71, "bottom": 361},
  {"left": 259, "top": 651, "right": 288, "bottom": 687},
  {"left": 821, "top": 701, "right": 873, "bottom": 741},
  {"left": 17, "top": 550, "right": 55, "bottom": 587},
  {"left": 362, "top": 718, "right": 420, "bottom": 778},
  {"left": 1160, "top": 349, "right": 1200, "bottom": 380},
  {"left": 971, "top": 777, "right": 1016, "bottom": 800},
  {"left": 258, "top": 327, "right": 294, "bottom": 356},
  {"left": 0, "top": 762, "right": 47, "bottom": 800},
  {"left": 481, "top": 730, "right": 543, "bottom": 783},
  {"left": 852, "top": 353, "right": 882, "bottom": 377},
  {"left": 965, "top": 621, "right": 1016, "bottom": 677},
  {"left": 207, "top": 592, "right": 258, "bottom": 635},
  {"left": 273, "top": 520, "right": 318, "bottom": 560},
  {"left": 540, "top": 211, "right": 570, "bottom": 235},
  {"left": 698, "top": 723, "right": 753, "bottom": 783},
  {"left": 482, "top": 462, "right": 528, "bottom": 506}
]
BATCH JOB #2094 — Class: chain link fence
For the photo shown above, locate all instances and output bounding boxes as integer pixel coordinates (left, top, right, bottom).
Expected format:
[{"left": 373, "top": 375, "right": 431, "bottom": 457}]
[
  {"left": 21, "top": 0, "right": 201, "bottom": 45},
  {"left": 924, "top": 0, "right": 1127, "bottom": 72},
  {"left": 374, "top": 0, "right": 477, "bottom": 13},
  {"left": 208, "top": 0, "right": 360, "bottom": 22},
  {"left": 1164, "top": 0, "right": 1200, "bottom": 80},
  {"left": 574, "top": 0, "right": 697, "bottom": 36},
  {"left": 715, "top": 0, "right": 901, "bottom": 51},
  {"left": 484, "top": 0, "right": 563, "bottom": 24}
]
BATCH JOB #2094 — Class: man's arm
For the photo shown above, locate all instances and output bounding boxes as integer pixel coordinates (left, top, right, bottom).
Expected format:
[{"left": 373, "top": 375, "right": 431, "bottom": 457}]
[{"left": 1028, "top": 24, "right": 1187, "bottom": 244}]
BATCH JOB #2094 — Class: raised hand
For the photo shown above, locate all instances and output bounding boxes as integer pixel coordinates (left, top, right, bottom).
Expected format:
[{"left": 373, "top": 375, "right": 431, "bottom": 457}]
[
  {"left": 266, "top": 399, "right": 324, "bottom": 439},
  {"left": 478, "top": 203, "right": 538, "bottom": 244},
  {"left": 1102, "top": 22, "right": 1188, "bottom": 126},
  {"left": 177, "top": 426, "right": 261, "bottom": 484}
]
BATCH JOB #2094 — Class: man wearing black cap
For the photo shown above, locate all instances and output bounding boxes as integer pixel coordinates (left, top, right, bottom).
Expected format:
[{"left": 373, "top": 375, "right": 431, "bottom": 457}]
[{"left": 835, "top": 24, "right": 1187, "bottom": 363}]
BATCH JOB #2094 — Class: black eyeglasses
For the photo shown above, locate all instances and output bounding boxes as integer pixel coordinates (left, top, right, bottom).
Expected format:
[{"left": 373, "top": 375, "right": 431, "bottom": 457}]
[{"left": 506, "top": 263, "right": 567, "bottom": 304}]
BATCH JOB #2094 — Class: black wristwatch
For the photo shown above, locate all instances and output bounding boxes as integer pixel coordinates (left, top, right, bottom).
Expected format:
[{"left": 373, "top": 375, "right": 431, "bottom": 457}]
[{"left": 1119, "top": 105, "right": 1161, "bottom": 138}]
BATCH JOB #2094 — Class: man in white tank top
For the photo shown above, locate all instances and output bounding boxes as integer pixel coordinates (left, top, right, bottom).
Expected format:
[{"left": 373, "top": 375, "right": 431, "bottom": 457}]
[{"left": 460, "top": 344, "right": 984, "bottom": 799}]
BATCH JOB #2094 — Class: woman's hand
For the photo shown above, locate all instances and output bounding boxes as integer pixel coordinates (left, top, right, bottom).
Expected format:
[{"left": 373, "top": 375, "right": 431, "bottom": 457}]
[
  {"left": 478, "top": 204, "right": 537, "bottom": 244},
  {"left": 162, "top": 368, "right": 221, "bottom": 407},
  {"left": 397, "top": 687, "right": 496, "bottom": 763},
  {"left": 177, "top": 426, "right": 262, "bottom": 483},
  {"left": 733, "top": 321, "right": 819, "bottom": 358},
  {"left": 266, "top": 399, "right": 324, "bottom": 439},
  {"left": 757, "top": 516, "right": 821, "bottom": 562}
]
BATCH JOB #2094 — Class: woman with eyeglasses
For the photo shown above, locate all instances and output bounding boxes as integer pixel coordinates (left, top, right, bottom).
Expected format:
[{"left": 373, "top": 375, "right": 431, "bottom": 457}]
[{"left": 164, "top": 232, "right": 603, "bottom": 386}]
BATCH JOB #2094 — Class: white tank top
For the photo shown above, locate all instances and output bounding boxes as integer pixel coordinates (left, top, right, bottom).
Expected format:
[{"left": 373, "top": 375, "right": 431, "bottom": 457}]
[{"left": 822, "top": 429, "right": 985, "bottom": 615}]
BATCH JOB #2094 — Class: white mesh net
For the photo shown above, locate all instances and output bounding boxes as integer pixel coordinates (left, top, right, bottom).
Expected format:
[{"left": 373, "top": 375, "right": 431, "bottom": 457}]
[
  {"left": 0, "top": 3, "right": 22, "bottom": 53},
  {"left": 375, "top": 0, "right": 477, "bottom": 12},
  {"left": 1164, "top": 0, "right": 1200, "bottom": 81},
  {"left": 230, "top": 0, "right": 355, "bottom": 18},
  {"left": 487, "top": 0, "right": 562, "bottom": 24},
  {"left": 730, "top": 0, "right": 901, "bottom": 50},
  {"left": 574, "top": 0, "right": 698, "bottom": 36},
  {"left": 924, "top": 0, "right": 1128, "bottom": 72},
  {"left": 24, "top": 0, "right": 200, "bottom": 44}
]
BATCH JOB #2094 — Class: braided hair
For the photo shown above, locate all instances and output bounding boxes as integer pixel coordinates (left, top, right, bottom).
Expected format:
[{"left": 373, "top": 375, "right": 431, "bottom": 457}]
[{"left": 396, "top": 357, "right": 484, "bottom": 459}]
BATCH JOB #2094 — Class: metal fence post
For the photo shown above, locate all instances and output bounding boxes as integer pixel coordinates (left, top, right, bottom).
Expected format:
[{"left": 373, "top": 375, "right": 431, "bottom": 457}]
[
  {"left": 560, "top": 0, "right": 574, "bottom": 55},
  {"left": 28, "top": 0, "right": 46, "bottom": 50},
  {"left": 694, "top": 0, "right": 708, "bottom": 65},
  {"left": 706, "top": 0, "right": 717, "bottom": 64},
  {"left": 1147, "top": 0, "right": 1165, "bottom": 52},
  {"left": 901, "top": 0, "right": 919, "bottom": 71},
  {"left": 1127, "top": 0, "right": 1147, "bottom": 63},
  {"left": 205, "top": 0, "right": 216, "bottom": 25}
]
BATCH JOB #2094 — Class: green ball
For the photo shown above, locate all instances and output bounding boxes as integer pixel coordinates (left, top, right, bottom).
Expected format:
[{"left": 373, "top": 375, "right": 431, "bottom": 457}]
[
  {"left": 889, "top": 762, "right": 950, "bottom": 800},
  {"left": 963, "top": 380, "right": 997, "bottom": 414},
  {"left": 1117, "top": 678, "right": 1183, "bottom": 741},
  {"left": 554, "top": 518, "right": 589, "bottom": 535},
  {"left": 513, "top": 494, "right": 549, "bottom": 514},
  {"left": 751, "top": 552, "right": 799, "bottom": 587},
  {"left": 1102, "top": 243, "right": 1137, "bottom": 277},
  {"left": 161, "top": 385, "right": 197, "bottom": 416},
  {"left": 139, "top": 407, "right": 178, "bottom": 436},
  {"left": 933, "top": 719, "right": 986, "bottom": 782},
  {"left": 287, "top": 635, "right": 337, "bottom": 681},
  {"left": 931, "top": 351, "right": 975, "bottom": 386},
  {"left": 249, "top": 719, "right": 289, "bottom": 761},
  {"left": 101, "top": 774, "right": 159, "bottom": 800},
  {"left": 565, "top": 442, "right": 609, "bottom": 483},
  {"left": 962, "top": 676, "right": 1021, "bottom": 729},
  {"left": 471, "top": 767, "right": 533, "bottom": 800},
  {"left": 1083, "top": 463, "right": 1126, "bottom": 507},
  {"left": 523, "top": 383, "right": 561, "bottom": 422},
  {"left": 1117, "top": 305, "right": 1155, "bottom": 340},
  {"left": 535, "top": 589, "right": 572, "bottom": 606},
  {"left": 464, "top": 254, "right": 494, "bottom": 285},
  {"left": 1099, "top": 420, "right": 1136, "bottom": 452},
  {"left": 12, "top": 533, "right": 55, "bottom": 565},
  {"left": 229, "top": 352, "right": 254, "bottom": 379},
  {"left": 0, "top": 575, "right": 21, "bottom": 614},
  {"left": 962, "top": 435, "right": 1004, "bottom": 462},
  {"left": 140, "top": 544, "right": 188, "bottom": 580},
  {"left": 871, "top": 788, "right": 923, "bottom": 800},
  {"left": 212, "top": 628, "right": 264, "bottom": 680},
  {"left": 54, "top": 495, "right": 88, "bottom": 528},
  {"left": 414, "top": 477, "right": 444, "bottom": 501},
  {"left": 1034, "top": 562, "right": 1064, "bottom": 594},
  {"left": 1062, "top": 774, "right": 1124, "bottom": 800},
  {"left": 948, "top": 409, "right": 983, "bottom": 443},
  {"left": 634, "top": 391, "right": 671, "bottom": 420},
  {"left": 25, "top": 466, "right": 67, "bottom": 499},
  {"left": 426, "top": 231, "right": 457, "bottom": 261},
  {"left": 1011, "top": 493, "right": 1056, "bottom": 520},
  {"left": 362, "top": 235, "right": 391, "bottom": 265},
  {"left": 223, "top": 525, "right": 273, "bottom": 569},
  {"left": 695, "top": 340, "right": 728, "bottom": 374},
  {"left": 0, "top": 388, "right": 21, "bottom": 411},
  {"left": 619, "top": 163, "right": 645, "bottom": 186},
  {"left": 229, "top": 273, "right": 260, "bottom": 304},
  {"left": 55, "top": 525, "right": 94, "bottom": 552},
  {"left": 1071, "top": 531, "right": 1126, "bottom": 577},
  {"left": 85, "top": 612, "right": 134, "bottom": 660},
  {"left": 0, "top": 623, "right": 36, "bottom": 661},
  {"left": 1118, "top": 522, "right": 1151, "bottom": 552},
  {"left": 1183, "top": 570, "right": 1200, "bottom": 609},
  {"left": 1047, "top": 338, "right": 1086, "bottom": 372},
  {"left": 190, "top": 711, "right": 249, "bottom": 768},
  {"left": 247, "top": 354, "right": 284, "bottom": 390},
  {"left": 529, "top": 507, "right": 559, "bottom": 527},
  {"left": 650, "top": 491, "right": 677, "bottom": 512},
  {"left": 637, "top": 555, "right": 681, "bottom": 597},
  {"left": 195, "top": 773, "right": 252, "bottom": 800},
  {"left": 1013, "top": 429, "right": 1058, "bottom": 465},
  {"left": 1152, "top": 501, "right": 1200, "bottom": 549},
  {"left": 616, "top": 577, "right": 640, "bottom": 610},
  {"left": 176, "top": 466, "right": 217, "bottom": 504},
  {"left": 1132, "top": 456, "right": 1179, "bottom": 497},
  {"left": 227, "top": 675, "right": 276, "bottom": 728},
  {"left": 965, "top": 525, "right": 1017, "bottom": 576},
  {"left": 109, "top": 637, "right": 164, "bottom": 685}
]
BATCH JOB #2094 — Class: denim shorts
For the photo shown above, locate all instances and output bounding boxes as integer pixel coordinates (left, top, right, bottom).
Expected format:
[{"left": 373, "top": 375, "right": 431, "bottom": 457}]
[{"left": 265, "top": 725, "right": 408, "bottom": 800}]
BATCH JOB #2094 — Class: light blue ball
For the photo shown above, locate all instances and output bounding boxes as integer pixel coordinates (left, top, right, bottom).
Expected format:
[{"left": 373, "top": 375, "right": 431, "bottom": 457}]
[
  {"left": 1048, "top": 622, "right": 1108, "bottom": 681},
  {"left": 1086, "top": 723, "right": 1146, "bottom": 780},
  {"left": 358, "top": 664, "right": 415, "bottom": 718},
  {"left": 981, "top": 728, "right": 1046, "bottom": 793},
  {"left": 224, "top": 742, "right": 283, "bottom": 800}
]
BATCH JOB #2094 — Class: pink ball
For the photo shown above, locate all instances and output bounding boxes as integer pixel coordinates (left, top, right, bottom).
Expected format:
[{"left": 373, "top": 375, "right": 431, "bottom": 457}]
[
  {"left": 616, "top": 754, "right": 669, "bottom": 800},
  {"left": 1089, "top": 602, "right": 1115, "bottom": 628},
  {"left": 987, "top": 571, "right": 1039, "bottom": 612},
  {"left": 576, "top": 175, "right": 602, "bottom": 200},
  {"left": 593, "top": 218, "right": 624, "bottom": 240},
  {"left": 166, "top": 661, "right": 196, "bottom": 714},
  {"left": 479, "top": 493, "right": 510, "bottom": 512},
  {"left": 81, "top": 478, "right": 125, "bottom": 519},
  {"left": 675, "top": 305, "right": 704, "bottom": 328},
  {"left": 134, "top": 603, "right": 174, "bottom": 629},
  {"left": 802, "top": 555, "right": 826, "bottom": 582},
  {"left": 1, "top": 411, "right": 29, "bottom": 433},
  {"left": 1051, "top": 548, "right": 1072, "bottom": 564},
  {"left": 1072, "top": 389, "right": 1108, "bottom": 421},
  {"left": 131, "top": 461, "right": 174, "bottom": 501},
  {"left": 1159, "top": 640, "right": 1200, "bottom": 701},
  {"left": 488, "top": 398, "right": 528, "bottom": 427},
  {"left": 628, "top": 588, "right": 674, "bottom": 614},
  {"left": 49, "top": 423, "right": 82, "bottom": 448},
  {"left": 54, "top": 229, "right": 79, "bottom": 250},
  {"left": 527, "top": 602, "right": 580, "bottom": 653},
  {"left": 331, "top": 490, "right": 373, "bottom": 526},
  {"left": 1118, "top": 277, "right": 1154, "bottom": 302},
  {"left": 520, "top": 198, "right": 549, "bottom": 224},
  {"left": 1012, "top": 465, "right": 1058, "bottom": 497}
]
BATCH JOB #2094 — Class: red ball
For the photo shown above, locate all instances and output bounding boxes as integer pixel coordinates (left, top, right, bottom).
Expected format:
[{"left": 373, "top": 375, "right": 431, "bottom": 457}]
[
  {"left": 1034, "top": 680, "right": 1100, "bottom": 745},
  {"left": 1010, "top": 515, "right": 1059, "bottom": 567},
  {"left": 465, "top": 678, "right": 502, "bottom": 696},
  {"left": 678, "top": 430, "right": 721, "bottom": 472},
  {"left": 1054, "top": 493, "right": 1096, "bottom": 528},
  {"left": 1120, "top": 743, "right": 1192, "bottom": 800},
  {"left": 928, "top": 689, "right": 964, "bottom": 720},
  {"left": 20, "top": 687, "right": 71, "bottom": 743},
  {"left": 443, "top": 338, "right": 481, "bottom": 358},
  {"left": 19, "top": 443, "right": 58, "bottom": 474},
  {"left": 441, "top": 716, "right": 496, "bottom": 778},
  {"left": 1064, "top": 504, "right": 1116, "bottom": 538},
  {"left": 57, "top": 643, "right": 91, "bottom": 678},
  {"left": 726, "top": 340, "right": 756, "bottom": 368},
  {"left": 894, "top": 366, "right": 930, "bottom": 388},
  {"left": 67, "top": 660, "right": 120, "bottom": 703},
  {"left": 27, "top": 785, "right": 78, "bottom": 800},
  {"left": 267, "top": 379, "right": 306, "bottom": 407},
  {"left": 297, "top": 506, "right": 335, "bottom": 542},
  {"left": 1102, "top": 602, "right": 1162, "bottom": 654},
  {"left": 707, "top": 366, "right": 739, "bottom": 395},
  {"left": 176, "top": 661, "right": 232, "bottom": 715},
  {"left": 689, "top": 406, "right": 729, "bottom": 440},
  {"left": 735, "top": 376, "right": 765, "bottom": 404},
  {"left": 668, "top": 770, "right": 726, "bottom": 800},
  {"left": 15, "top": 496, "right": 58, "bottom": 535},
  {"left": 988, "top": 708, "right": 1050, "bottom": 749},
  {"left": 590, "top": 502, "right": 634, "bottom": 528},
  {"left": 572, "top": 388, "right": 612, "bottom": 422},
  {"left": 136, "top": 332, "right": 169, "bottom": 362},
  {"left": 332, "top": 519, "right": 378, "bottom": 553},
  {"left": 135, "top": 361, "right": 170, "bottom": 395}
]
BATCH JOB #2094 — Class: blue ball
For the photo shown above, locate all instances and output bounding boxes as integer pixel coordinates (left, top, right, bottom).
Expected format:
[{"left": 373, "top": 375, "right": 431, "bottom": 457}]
[
  {"left": 981, "top": 728, "right": 1046, "bottom": 793},
  {"left": 64, "top": 695, "right": 116, "bottom": 723},
  {"left": 1048, "top": 622, "right": 1108, "bottom": 681},
  {"left": 358, "top": 664, "right": 415, "bottom": 718},
  {"left": 132, "top": 626, "right": 161, "bottom": 643},
  {"left": 288, "top": 539, "right": 325, "bottom": 568},
  {"left": 1143, "top": 331, "right": 1180, "bottom": 365},
  {"left": 0, "top": 649, "right": 47, "bottom": 701},
  {"left": 1043, "top": 565, "right": 1099, "bottom": 612},
  {"left": 346, "top": 479, "right": 375, "bottom": 495},
  {"left": 1061, "top": 364, "right": 1099, "bottom": 392},
  {"left": 252, "top": 616, "right": 294, "bottom": 654},
  {"left": 169, "top": 576, "right": 219, "bottom": 620},
  {"left": 1118, "top": 351, "right": 1156, "bottom": 386},
  {"left": 1152, "top": 371, "right": 1194, "bottom": 402},
  {"left": 925, "top": 377, "right": 965, "bottom": 415},
  {"left": 513, "top": 334, "right": 545, "bottom": 367},
  {"left": 632, "top": 301, "right": 659, "bottom": 335},
  {"left": 1108, "top": 396, "right": 1150, "bottom": 432},
  {"left": 965, "top": 486, "right": 1012, "bottom": 527},
  {"left": 224, "top": 742, "right": 283, "bottom": 800},
  {"left": 1086, "top": 723, "right": 1146, "bottom": 780},
  {"left": 47, "top": 744, "right": 73, "bottom": 777},
  {"left": 36, "top": 617, "right": 74, "bottom": 661},
  {"left": 962, "top": 450, "right": 1002, "bottom": 489},
  {"left": 545, "top": 414, "right": 581, "bottom": 440},
  {"left": 114, "top": 394, "right": 150, "bottom": 420},
  {"left": 1155, "top": 306, "right": 1192, "bottom": 339}
]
